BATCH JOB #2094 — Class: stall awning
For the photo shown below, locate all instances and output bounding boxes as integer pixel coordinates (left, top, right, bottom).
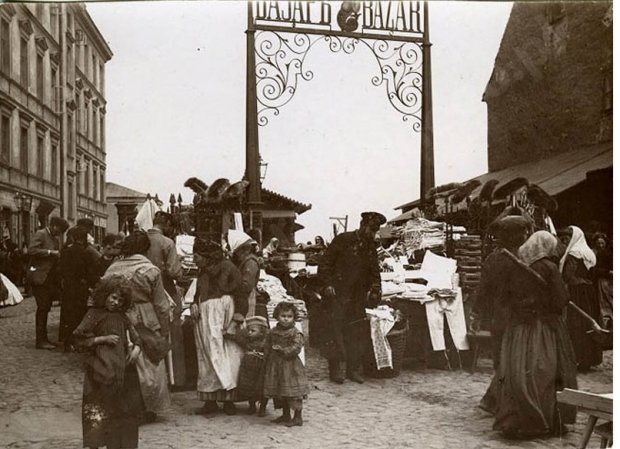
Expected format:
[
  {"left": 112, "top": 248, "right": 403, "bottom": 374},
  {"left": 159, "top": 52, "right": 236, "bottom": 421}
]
[{"left": 393, "top": 142, "right": 612, "bottom": 216}]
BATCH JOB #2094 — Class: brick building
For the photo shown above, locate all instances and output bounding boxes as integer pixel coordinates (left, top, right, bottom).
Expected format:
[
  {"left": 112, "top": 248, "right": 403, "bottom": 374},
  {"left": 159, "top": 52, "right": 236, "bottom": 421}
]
[
  {"left": 483, "top": 1, "right": 612, "bottom": 171},
  {"left": 0, "top": 3, "right": 111, "bottom": 247},
  {"left": 394, "top": 2, "right": 612, "bottom": 234}
]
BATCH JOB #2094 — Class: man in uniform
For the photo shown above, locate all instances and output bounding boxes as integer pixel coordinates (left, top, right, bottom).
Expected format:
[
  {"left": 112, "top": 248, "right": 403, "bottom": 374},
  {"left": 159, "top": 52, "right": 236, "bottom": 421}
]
[
  {"left": 145, "top": 211, "right": 186, "bottom": 386},
  {"left": 28, "top": 216, "right": 69, "bottom": 349},
  {"left": 318, "top": 212, "right": 385, "bottom": 384}
]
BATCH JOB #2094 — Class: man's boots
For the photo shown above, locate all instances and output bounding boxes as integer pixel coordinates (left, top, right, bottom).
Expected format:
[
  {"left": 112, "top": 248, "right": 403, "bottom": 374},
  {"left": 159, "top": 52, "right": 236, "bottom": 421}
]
[
  {"left": 328, "top": 359, "right": 344, "bottom": 384},
  {"left": 346, "top": 366, "right": 365, "bottom": 384},
  {"left": 35, "top": 311, "right": 55, "bottom": 350}
]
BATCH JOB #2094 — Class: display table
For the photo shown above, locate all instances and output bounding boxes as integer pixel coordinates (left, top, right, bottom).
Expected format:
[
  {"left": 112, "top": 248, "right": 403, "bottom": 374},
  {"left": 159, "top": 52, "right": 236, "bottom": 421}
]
[{"left": 557, "top": 389, "right": 613, "bottom": 449}]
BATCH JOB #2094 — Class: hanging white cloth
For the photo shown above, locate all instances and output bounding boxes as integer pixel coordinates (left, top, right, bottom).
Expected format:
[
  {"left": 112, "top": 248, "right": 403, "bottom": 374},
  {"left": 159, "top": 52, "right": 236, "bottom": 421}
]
[
  {"left": 0, "top": 274, "right": 23, "bottom": 307},
  {"left": 135, "top": 198, "right": 162, "bottom": 231}
]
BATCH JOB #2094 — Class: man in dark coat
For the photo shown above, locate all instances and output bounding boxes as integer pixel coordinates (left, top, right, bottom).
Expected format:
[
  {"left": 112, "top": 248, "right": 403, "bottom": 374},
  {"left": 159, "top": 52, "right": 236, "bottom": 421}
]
[
  {"left": 318, "top": 212, "right": 385, "bottom": 384},
  {"left": 28, "top": 216, "right": 69, "bottom": 349},
  {"left": 76, "top": 217, "right": 103, "bottom": 267}
]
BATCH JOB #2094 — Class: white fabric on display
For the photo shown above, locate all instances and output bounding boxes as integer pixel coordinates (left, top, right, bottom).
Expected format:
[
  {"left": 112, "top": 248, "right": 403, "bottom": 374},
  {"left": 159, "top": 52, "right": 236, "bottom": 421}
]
[
  {"left": 366, "top": 306, "right": 396, "bottom": 369},
  {"left": 0, "top": 274, "right": 23, "bottom": 307},
  {"left": 424, "top": 288, "right": 469, "bottom": 351},
  {"left": 135, "top": 198, "right": 162, "bottom": 231}
]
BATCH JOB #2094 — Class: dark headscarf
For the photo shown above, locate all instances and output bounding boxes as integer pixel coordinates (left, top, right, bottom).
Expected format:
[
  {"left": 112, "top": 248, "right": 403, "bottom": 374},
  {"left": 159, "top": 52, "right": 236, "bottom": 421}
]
[{"left": 489, "top": 215, "right": 533, "bottom": 249}]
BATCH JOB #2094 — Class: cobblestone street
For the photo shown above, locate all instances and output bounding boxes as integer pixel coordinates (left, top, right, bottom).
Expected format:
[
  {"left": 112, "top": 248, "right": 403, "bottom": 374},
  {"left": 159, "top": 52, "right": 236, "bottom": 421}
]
[{"left": 0, "top": 298, "right": 612, "bottom": 449}]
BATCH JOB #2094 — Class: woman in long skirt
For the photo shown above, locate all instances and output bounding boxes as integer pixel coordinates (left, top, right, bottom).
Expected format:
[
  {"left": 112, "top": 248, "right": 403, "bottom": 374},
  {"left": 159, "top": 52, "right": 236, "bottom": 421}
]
[
  {"left": 191, "top": 238, "right": 245, "bottom": 416},
  {"left": 558, "top": 226, "right": 601, "bottom": 371},
  {"left": 493, "top": 231, "right": 577, "bottom": 438}
]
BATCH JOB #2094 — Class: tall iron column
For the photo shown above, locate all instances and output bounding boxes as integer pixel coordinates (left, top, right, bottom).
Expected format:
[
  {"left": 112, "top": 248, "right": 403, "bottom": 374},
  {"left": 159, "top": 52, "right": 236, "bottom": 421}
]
[
  {"left": 245, "top": 1, "right": 263, "bottom": 235},
  {"left": 420, "top": 1, "right": 435, "bottom": 199}
]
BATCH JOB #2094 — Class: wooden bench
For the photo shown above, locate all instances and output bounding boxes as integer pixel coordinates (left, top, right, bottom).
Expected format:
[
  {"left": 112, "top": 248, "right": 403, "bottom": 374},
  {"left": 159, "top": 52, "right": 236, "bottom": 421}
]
[{"left": 556, "top": 389, "right": 613, "bottom": 449}]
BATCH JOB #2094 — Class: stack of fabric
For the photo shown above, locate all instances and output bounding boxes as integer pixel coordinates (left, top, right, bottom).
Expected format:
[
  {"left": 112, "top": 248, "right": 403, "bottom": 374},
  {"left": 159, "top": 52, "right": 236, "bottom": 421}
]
[
  {"left": 258, "top": 271, "right": 308, "bottom": 321},
  {"left": 453, "top": 235, "right": 483, "bottom": 293},
  {"left": 176, "top": 235, "right": 198, "bottom": 272},
  {"left": 398, "top": 218, "right": 462, "bottom": 256}
]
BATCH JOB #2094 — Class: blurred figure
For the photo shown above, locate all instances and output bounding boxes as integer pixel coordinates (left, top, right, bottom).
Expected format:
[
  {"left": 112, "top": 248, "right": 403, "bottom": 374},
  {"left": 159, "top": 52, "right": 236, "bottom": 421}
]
[
  {"left": 558, "top": 226, "right": 601, "bottom": 371},
  {"left": 58, "top": 227, "right": 101, "bottom": 352},
  {"left": 591, "top": 232, "right": 613, "bottom": 332},
  {"left": 262, "top": 237, "right": 279, "bottom": 259},
  {"left": 99, "top": 233, "right": 125, "bottom": 274}
]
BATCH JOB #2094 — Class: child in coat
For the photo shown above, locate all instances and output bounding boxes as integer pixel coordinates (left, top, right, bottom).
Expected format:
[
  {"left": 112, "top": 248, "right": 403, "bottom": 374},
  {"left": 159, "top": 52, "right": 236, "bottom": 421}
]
[
  {"left": 263, "top": 302, "right": 309, "bottom": 427},
  {"left": 73, "top": 275, "right": 143, "bottom": 449},
  {"left": 225, "top": 315, "right": 269, "bottom": 415}
]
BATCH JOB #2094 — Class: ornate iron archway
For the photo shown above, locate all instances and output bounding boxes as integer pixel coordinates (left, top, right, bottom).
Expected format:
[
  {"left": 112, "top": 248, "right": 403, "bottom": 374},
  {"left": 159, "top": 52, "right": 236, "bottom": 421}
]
[{"left": 245, "top": 1, "right": 434, "bottom": 231}]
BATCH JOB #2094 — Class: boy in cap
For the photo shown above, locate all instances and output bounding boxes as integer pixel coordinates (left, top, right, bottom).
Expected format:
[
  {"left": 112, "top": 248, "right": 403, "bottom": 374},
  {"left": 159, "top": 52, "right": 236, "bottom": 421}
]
[
  {"left": 318, "top": 211, "right": 385, "bottom": 383},
  {"left": 28, "top": 216, "right": 69, "bottom": 349}
]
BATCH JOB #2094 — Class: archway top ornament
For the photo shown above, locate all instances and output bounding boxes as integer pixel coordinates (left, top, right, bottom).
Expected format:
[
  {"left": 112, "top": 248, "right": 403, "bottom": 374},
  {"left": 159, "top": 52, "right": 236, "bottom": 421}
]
[{"left": 251, "top": 1, "right": 427, "bottom": 132}]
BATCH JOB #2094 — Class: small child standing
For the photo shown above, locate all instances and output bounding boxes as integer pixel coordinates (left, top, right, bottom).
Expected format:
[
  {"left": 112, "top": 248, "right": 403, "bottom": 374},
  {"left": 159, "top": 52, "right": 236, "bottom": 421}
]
[
  {"left": 225, "top": 316, "right": 269, "bottom": 415},
  {"left": 263, "top": 302, "right": 309, "bottom": 427},
  {"left": 73, "top": 276, "right": 143, "bottom": 449}
]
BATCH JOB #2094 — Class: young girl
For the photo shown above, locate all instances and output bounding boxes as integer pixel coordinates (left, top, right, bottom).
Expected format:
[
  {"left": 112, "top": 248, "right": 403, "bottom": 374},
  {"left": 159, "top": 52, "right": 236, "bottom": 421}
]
[
  {"left": 225, "top": 315, "right": 269, "bottom": 416},
  {"left": 73, "top": 276, "right": 143, "bottom": 449},
  {"left": 263, "top": 302, "right": 309, "bottom": 427}
]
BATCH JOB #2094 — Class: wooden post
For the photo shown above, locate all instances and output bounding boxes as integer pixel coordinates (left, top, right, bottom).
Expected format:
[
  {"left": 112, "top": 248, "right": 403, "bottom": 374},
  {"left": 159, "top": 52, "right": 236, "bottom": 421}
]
[{"left": 420, "top": 1, "right": 435, "bottom": 199}]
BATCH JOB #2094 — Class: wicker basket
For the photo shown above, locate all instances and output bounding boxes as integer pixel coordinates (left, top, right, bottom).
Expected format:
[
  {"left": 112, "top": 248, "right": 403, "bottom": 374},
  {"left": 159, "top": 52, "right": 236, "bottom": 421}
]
[{"left": 365, "top": 322, "right": 409, "bottom": 378}]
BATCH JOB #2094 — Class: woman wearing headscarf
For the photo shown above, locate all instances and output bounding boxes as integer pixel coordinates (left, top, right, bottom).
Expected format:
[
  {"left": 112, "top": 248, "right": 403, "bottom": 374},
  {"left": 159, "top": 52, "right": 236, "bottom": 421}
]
[
  {"left": 491, "top": 231, "right": 577, "bottom": 438},
  {"left": 473, "top": 215, "right": 532, "bottom": 413},
  {"left": 558, "top": 226, "right": 601, "bottom": 371},
  {"left": 230, "top": 230, "right": 260, "bottom": 320},
  {"left": 103, "top": 231, "right": 171, "bottom": 423},
  {"left": 262, "top": 237, "right": 279, "bottom": 259},
  {"left": 191, "top": 238, "right": 244, "bottom": 416}
]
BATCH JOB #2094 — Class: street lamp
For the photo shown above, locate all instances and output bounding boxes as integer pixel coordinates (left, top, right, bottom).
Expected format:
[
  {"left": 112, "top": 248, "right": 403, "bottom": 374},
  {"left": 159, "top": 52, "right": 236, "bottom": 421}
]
[
  {"left": 259, "top": 156, "right": 268, "bottom": 183},
  {"left": 13, "top": 191, "right": 33, "bottom": 246}
]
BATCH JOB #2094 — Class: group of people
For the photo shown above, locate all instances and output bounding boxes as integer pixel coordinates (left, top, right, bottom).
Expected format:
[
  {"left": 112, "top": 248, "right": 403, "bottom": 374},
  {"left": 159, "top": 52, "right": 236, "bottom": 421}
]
[
  {"left": 26, "top": 212, "right": 311, "bottom": 449},
  {"left": 474, "top": 211, "right": 612, "bottom": 439}
]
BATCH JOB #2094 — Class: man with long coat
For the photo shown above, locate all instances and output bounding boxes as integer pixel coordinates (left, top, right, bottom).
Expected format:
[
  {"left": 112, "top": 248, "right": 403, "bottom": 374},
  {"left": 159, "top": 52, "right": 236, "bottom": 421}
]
[
  {"left": 145, "top": 211, "right": 186, "bottom": 386},
  {"left": 318, "top": 212, "right": 385, "bottom": 384},
  {"left": 28, "top": 216, "right": 69, "bottom": 349}
]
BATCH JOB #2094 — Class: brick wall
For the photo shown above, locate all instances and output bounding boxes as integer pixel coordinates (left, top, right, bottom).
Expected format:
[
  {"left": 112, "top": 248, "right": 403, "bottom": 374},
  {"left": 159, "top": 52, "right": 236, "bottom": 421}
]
[{"left": 484, "top": 2, "right": 612, "bottom": 172}]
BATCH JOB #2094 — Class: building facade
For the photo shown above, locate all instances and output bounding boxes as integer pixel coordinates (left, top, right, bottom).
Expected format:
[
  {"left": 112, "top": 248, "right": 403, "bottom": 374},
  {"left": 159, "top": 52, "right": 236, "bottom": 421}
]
[
  {"left": 0, "top": 3, "right": 111, "bottom": 247},
  {"left": 483, "top": 1, "right": 612, "bottom": 172}
]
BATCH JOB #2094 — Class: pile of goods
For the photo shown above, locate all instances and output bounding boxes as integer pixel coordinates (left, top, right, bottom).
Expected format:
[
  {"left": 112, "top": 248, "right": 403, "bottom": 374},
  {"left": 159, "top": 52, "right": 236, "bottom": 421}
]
[
  {"left": 388, "top": 218, "right": 466, "bottom": 257},
  {"left": 453, "top": 235, "right": 483, "bottom": 293},
  {"left": 258, "top": 271, "right": 308, "bottom": 321}
]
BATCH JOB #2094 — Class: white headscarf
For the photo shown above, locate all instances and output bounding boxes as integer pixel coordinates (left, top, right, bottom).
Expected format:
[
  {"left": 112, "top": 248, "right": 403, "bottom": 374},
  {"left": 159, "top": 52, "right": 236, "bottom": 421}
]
[
  {"left": 518, "top": 231, "right": 558, "bottom": 266},
  {"left": 559, "top": 225, "right": 597, "bottom": 273},
  {"left": 227, "top": 230, "right": 255, "bottom": 253}
]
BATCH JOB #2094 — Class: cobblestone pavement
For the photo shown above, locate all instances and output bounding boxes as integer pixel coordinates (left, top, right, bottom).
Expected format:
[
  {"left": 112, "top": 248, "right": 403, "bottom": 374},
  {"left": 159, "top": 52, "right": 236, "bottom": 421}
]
[{"left": 0, "top": 298, "right": 613, "bottom": 449}]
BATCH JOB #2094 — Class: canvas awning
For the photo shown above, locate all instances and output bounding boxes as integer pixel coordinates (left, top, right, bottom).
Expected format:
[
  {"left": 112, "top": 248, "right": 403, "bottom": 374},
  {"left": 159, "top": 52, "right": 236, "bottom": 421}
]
[{"left": 393, "top": 142, "right": 612, "bottom": 217}]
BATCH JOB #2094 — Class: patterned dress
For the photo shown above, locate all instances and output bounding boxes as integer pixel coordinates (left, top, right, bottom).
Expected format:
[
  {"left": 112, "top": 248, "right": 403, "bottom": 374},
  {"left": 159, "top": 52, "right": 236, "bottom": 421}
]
[
  {"left": 263, "top": 323, "right": 309, "bottom": 400},
  {"left": 73, "top": 308, "right": 143, "bottom": 449}
]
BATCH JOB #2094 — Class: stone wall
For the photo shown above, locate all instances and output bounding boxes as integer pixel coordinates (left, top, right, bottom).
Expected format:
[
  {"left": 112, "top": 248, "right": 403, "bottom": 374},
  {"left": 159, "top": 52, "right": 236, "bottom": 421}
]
[{"left": 484, "top": 2, "right": 612, "bottom": 172}]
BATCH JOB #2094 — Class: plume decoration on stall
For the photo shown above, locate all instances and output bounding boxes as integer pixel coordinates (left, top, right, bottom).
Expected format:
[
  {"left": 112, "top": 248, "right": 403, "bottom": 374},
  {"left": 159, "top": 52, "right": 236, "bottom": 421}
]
[
  {"left": 205, "top": 178, "right": 231, "bottom": 204},
  {"left": 527, "top": 184, "right": 558, "bottom": 212},
  {"left": 492, "top": 177, "right": 530, "bottom": 200},
  {"left": 184, "top": 177, "right": 208, "bottom": 194},
  {"left": 450, "top": 180, "right": 481, "bottom": 204},
  {"left": 478, "top": 179, "right": 499, "bottom": 203}
]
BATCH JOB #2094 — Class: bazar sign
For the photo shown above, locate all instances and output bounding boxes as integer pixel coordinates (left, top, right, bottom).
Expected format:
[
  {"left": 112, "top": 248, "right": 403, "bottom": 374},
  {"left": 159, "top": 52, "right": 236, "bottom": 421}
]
[{"left": 253, "top": 1, "right": 423, "bottom": 35}]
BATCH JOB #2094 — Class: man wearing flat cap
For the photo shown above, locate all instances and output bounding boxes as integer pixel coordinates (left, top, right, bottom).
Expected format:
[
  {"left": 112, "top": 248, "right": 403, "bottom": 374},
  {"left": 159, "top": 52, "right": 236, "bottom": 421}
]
[
  {"left": 318, "top": 211, "right": 385, "bottom": 384},
  {"left": 28, "top": 216, "right": 69, "bottom": 349}
]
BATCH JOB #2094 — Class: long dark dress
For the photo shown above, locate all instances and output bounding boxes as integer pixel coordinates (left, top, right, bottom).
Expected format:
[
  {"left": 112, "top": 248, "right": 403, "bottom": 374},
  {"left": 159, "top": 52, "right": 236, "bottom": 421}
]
[
  {"left": 263, "top": 323, "right": 309, "bottom": 400},
  {"left": 74, "top": 308, "right": 143, "bottom": 449},
  {"left": 563, "top": 255, "right": 603, "bottom": 370},
  {"left": 59, "top": 244, "right": 100, "bottom": 343},
  {"left": 493, "top": 256, "right": 577, "bottom": 438},
  {"left": 227, "top": 329, "right": 267, "bottom": 400}
]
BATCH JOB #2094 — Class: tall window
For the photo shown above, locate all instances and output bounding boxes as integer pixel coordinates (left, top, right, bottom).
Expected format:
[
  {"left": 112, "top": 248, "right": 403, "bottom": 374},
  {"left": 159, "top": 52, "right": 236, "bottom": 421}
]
[
  {"left": 66, "top": 43, "right": 73, "bottom": 83},
  {"left": 92, "top": 164, "right": 97, "bottom": 198},
  {"left": 51, "top": 141, "right": 58, "bottom": 184},
  {"left": 100, "top": 171, "right": 105, "bottom": 202},
  {"left": 20, "top": 37, "right": 28, "bottom": 88},
  {"left": 36, "top": 53, "right": 43, "bottom": 99},
  {"left": 90, "top": 107, "right": 95, "bottom": 142},
  {"left": 0, "top": 114, "right": 10, "bottom": 165},
  {"left": 76, "top": 157, "right": 82, "bottom": 194},
  {"left": 68, "top": 180, "right": 74, "bottom": 219},
  {"left": 85, "top": 159, "right": 91, "bottom": 197},
  {"left": 36, "top": 134, "right": 44, "bottom": 178},
  {"left": 99, "top": 115, "right": 104, "bottom": 148},
  {"left": 51, "top": 65, "right": 59, "bottom": 112},
  {"left": 0, "top": 18, "right": 10, "bottom": 75},
  {"left": 51, "top": 8, "right": 59, "bottom": 40},
  {"left": 91, "top": 54, "right": 96, "bottom": 84},
  {"left": 67, "top": 112, "right": 74, "bottom": 156},
  {"left": 99, "top": 63, "right": 104, "bottom": 93},
  {"left": 19, "top": 125, "right": 28, "bottom": 172}
]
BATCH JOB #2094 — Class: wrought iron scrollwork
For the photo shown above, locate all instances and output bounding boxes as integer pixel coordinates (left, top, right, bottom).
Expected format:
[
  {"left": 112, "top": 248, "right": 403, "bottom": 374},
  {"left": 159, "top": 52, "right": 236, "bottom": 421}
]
[
  {"left": 255, "top": 30, "right": 423, "bottom": 132},
  {"left": 363, "top": 40, "right": 423, "bottom": 132}
]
